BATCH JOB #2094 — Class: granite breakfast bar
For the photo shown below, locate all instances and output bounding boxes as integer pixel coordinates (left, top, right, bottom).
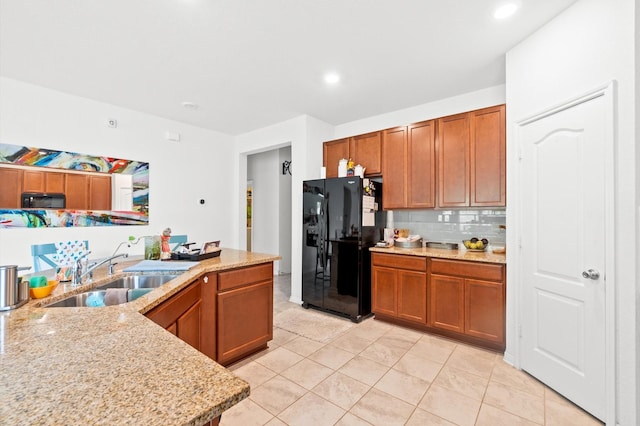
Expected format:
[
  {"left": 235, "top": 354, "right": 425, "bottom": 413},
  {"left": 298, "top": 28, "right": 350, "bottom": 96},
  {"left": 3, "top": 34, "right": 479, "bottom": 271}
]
[{"left": 0, "top": 248, "right": 280, "bottom": 425}]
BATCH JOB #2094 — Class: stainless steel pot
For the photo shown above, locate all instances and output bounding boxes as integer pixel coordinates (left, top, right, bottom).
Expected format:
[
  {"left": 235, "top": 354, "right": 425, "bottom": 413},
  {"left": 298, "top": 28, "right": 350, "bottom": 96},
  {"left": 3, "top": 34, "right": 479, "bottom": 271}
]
[{"left": 0, "top": 265, "right": 31, "bottom": 311}]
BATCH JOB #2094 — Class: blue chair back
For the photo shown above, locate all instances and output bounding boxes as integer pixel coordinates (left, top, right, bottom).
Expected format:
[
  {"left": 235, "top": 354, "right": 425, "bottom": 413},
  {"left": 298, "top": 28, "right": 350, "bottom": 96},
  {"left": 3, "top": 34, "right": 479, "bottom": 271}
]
[
  {"left": 31, "top": 241, "right": 90, "bottom": 272},
  {"left": 169, "top": 235, "right": 188, "bottom": 251}
]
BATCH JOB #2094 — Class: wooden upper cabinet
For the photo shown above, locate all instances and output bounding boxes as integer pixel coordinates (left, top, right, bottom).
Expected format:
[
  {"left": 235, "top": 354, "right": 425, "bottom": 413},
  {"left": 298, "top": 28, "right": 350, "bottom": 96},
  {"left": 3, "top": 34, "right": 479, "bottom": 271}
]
[
  {"left": 65, "top": 174, "right": 88, "bottom": 210},
  {"left": 381, "top": 127, "right": 407, "bottom": 209},
  {"left": 437, "top": 105, "right": 505, "bottom": 208},
  {"left": 323, "top": 138, "right": 350, "bottom": 178},
  {"left": 22, "top": 169, "right": 45, "bottom": 192},
  {"left": 470, "top": 105, "right": 506, "bottom": 206},
  {"left": 45, "top": 172, "right": 65, "bottom": 193},
  {"left": 22, "top": 169, "right": 65, "bottom": 193},
  {"left": 407, "top": 120, "right": 436, "bottom": 208},
  {"left": 323, "top": 132, "right": 382, "bottom": 178},
  {"left": 350, "top": 131, "right": 382, "bottom": 176},
  {"left": 88, "top": 174, "right": 112, "bottom": 210},
  {"left": 0, "top": 167, "right": 22, "bottom": 208},
  {"left": 437, "top": 112, "right": 470, "bottom": 207}
]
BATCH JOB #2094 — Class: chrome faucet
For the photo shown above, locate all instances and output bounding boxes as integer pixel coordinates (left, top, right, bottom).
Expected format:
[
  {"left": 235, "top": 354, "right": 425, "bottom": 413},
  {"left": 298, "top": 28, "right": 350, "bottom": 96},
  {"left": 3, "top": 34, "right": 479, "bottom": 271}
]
[
  {"left": 71, "top": 251, "right": 92, "bottom": 286},
  {"left": 71, "top": 252, "right": 129, "bottom": 286}
]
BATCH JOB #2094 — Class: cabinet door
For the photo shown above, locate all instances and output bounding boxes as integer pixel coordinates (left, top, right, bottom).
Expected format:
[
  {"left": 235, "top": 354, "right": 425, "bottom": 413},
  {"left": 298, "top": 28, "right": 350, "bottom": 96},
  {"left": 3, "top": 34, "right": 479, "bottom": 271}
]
[
  {"left": 65, "top": 174, "right": 88, "bottom": 209},
  {"left": 45, "top": 172, "right": 65, "bottom": 193},
  {"left": 177, "top": 299, "right": 202, "bottom": 351},
  {"left": 407, "top": 120, "right": 436, "bottom": 208},
  {"left": 371, "top": 266, "right": 398, "bottom": 316},
  {"left": 470, "top": 105, "right": 506, "bottom": 206},
  {"left": 145, "top": 280, "right": 203, "bottom": 347},
  {"left": 381, "top": 126, "right": 407, "bottom": 209},
  {"left": 23, "top": 170, "right": 45, "bottom": 192},
  {"left": 0, "top": 168, "right": 22, "bottom": 208},
  {"left": 88, "top": 174, "right": 112, "bottom": 210},
  {"left": 428, "top": 274, "right": 464, "bottom": 333},
  {"left": 323, "top": 138, "right": 350, "bottom": 178},
  {"left": 217, "top": 280, "right": 273, "bottom": 365},
  {"left": 437, "top": 112, "right": 470, "bottom": 207},
  {"left": 465, "top": 279, "right": 504, "bottom": 344},
  {"left": 200, "top": 273, "right": 217, "bottom": 360},
  {"left": 89, "top": 175, "right": 111, "bottom": 210},
  {"left": 350, "top": 131, "right": 382, "bottom": 176},
  {"left": 397, "top": 270, "right": 427, "bottom": 324}
]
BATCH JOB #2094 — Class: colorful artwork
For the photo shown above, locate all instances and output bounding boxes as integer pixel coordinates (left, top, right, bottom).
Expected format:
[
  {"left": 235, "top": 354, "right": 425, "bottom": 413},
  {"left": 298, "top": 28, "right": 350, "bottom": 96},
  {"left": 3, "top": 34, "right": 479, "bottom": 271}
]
[
  {"left": 0, "top": 210, "right": 149, "bottom": 228},
  {"left": 0, "top": 143, "right": 150, "bottom": 228},
  {"left": 0, "top": 143, "right": 143, "bottom": 173}
]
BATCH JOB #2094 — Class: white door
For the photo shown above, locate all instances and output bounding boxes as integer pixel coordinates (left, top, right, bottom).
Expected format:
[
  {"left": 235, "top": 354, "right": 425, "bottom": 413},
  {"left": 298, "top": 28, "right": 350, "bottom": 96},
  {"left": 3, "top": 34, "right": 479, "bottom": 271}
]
[{"left": 519, "top": 93, "right": 608, "bottom": 420}]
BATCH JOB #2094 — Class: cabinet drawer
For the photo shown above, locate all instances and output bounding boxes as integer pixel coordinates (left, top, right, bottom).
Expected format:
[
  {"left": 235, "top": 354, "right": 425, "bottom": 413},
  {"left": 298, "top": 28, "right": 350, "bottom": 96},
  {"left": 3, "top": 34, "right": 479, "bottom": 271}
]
[
  {"left": 218, "top": 263, "right": 273, "bottom": 291},
  {"left": 146, "top": 280, "right": 201, "bottom": 329},
  {"left": 430, "top": 258, "right": 504, "bottom": 282},
  {"left": 372, "top": 253, "right": 426, "bottom": 272}
]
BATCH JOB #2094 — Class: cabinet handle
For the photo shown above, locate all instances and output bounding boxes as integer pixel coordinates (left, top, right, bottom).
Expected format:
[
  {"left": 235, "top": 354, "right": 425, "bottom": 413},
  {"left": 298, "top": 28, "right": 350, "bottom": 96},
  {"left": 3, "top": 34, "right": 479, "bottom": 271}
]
[{"left": 203, "top": 275, "right": 209, "bottom": 284}]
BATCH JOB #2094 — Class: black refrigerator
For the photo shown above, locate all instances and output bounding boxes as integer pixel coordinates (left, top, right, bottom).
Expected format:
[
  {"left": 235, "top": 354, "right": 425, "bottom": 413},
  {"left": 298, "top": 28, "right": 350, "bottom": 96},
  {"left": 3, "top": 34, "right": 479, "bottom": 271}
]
[{"left": 302, "top": 177, "right": 384, "bottom": 322}]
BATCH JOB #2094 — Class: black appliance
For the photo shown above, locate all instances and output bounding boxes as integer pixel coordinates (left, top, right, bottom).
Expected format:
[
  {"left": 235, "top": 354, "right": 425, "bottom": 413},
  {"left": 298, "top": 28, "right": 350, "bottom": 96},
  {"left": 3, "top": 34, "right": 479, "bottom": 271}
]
[
  {"left": 21, "top": 192, "right": 66, "bottom": 208},
  {"left": 302, "top": 177, "right": 384, "bottom": 322}
]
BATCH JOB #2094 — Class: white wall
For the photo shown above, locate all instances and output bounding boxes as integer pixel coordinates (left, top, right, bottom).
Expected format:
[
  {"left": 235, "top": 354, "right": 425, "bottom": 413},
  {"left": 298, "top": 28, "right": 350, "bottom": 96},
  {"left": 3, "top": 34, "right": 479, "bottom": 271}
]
[
  {"left": 278, "top": 146, "right": 292, "bottom": 274},
  {"left": 506, "top": 0, "right": 637, "bottom": 423},
  {"left": 0, "top": 77, "right": 237, "bottom": 268},
  {"left": 247, "top": 149, "right": 281, "bottom": 273},
  {"left": 334, "top": 85, "right": 506, "bottom": 138}
]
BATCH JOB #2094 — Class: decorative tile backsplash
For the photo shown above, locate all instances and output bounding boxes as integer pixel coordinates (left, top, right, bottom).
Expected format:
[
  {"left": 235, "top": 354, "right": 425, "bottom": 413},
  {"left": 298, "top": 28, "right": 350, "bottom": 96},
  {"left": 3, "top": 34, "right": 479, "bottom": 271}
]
[{"left": 391, "top": 209, "right": 506, "bottom": 246}]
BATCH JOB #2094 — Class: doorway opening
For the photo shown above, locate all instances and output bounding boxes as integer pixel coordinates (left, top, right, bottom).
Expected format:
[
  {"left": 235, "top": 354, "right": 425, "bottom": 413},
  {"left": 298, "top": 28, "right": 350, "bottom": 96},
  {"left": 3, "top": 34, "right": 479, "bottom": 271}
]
[{"left": 246, "top": 181, "right": 253, "bottom": 251}]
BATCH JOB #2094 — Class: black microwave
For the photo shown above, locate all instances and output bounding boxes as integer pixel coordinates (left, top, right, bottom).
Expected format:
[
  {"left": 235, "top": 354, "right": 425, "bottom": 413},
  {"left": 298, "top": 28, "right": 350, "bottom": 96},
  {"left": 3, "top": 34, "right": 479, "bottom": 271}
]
[{"left": 21, "top": 192, "right": 66, "bottom": 208}]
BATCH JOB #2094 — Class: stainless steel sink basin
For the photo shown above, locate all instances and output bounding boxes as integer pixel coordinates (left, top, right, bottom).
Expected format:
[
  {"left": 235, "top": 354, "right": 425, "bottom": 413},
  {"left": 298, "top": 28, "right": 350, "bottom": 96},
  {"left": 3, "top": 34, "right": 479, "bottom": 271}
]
[
  {"left": 94, "top": 274, "right": 181, "bottom": 290},
  {"left": 45, "top": 290, "right": 108, "bottom": 308},
  {"left": 44, "top": 274, "right": 182, "bottom": 308}
]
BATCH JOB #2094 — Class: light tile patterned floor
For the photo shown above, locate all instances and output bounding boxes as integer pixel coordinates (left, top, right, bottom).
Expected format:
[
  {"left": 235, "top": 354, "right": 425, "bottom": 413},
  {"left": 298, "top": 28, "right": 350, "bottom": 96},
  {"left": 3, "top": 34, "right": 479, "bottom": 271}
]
[{"left": 221, "top": 274, "right": 603, "bottom": 426}]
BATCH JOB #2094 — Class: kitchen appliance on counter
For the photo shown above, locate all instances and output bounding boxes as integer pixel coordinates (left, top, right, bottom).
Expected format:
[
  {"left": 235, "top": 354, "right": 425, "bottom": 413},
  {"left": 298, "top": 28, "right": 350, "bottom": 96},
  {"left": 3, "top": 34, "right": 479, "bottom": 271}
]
[
  {"left": 0, "top": 265, "right": 31, "bottom": 311},
  {"left": 302, "top": 177, "right": 384, "bottom": 322},
  {"left": 21, "top": 192, "right": 66, "bottom": 208}
]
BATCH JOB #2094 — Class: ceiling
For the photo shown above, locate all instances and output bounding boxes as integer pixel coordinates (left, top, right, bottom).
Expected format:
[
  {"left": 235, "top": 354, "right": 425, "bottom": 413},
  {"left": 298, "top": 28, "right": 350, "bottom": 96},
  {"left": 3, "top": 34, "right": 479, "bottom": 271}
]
[{"left": 0, "top": 0, "right": 578, "bottom": 135}]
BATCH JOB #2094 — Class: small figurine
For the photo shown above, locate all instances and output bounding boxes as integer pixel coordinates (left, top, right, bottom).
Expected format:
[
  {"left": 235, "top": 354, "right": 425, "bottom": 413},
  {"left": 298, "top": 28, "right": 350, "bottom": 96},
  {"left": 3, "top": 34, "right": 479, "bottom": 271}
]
[
  {"left": 160, "top": 227, "right": 172, "bottom": 260},
  {"left": 346, "top": 158, "right": 355, "bottom": 176}
]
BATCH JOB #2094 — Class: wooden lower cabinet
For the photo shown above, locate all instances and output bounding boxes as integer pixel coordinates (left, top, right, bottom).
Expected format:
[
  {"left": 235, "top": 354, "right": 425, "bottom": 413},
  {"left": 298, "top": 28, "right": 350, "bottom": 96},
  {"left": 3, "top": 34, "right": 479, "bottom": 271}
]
[
  {"left": 146, "top": 279, "right": 203, "bottom": 351},
  {"left": 217, "top": 280, "right": 273, "bottom": 365},
  {"left": 428, "top": 274, "right": 464, "bottom": 333},
  {"left": 372, "top": 253, "right": 427, "bottom": 325},
  {"left": 217, "top": 263, "right": 273, "bottom": 366},
  {"left": 372, "top": 253, "right": 505, "bottom": 351},
  {"left": 428, "top": 258, "right": 505, "bottom": 350},
  {"left": 465, "top": 278, "right": 505, "bottom": 343},
  {"left": 145, "top": 261, "right": 274, "bottom": 365},
  {"left": 371, "top": 266, "right": 397, "bottom": 317}
]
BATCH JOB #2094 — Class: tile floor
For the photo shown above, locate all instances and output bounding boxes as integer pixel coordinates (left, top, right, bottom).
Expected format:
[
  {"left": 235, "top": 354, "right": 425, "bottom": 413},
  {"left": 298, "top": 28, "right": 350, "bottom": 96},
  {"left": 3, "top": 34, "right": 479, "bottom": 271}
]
[{"left": 221, "top": 274, "right": 603, "bottom": 426}]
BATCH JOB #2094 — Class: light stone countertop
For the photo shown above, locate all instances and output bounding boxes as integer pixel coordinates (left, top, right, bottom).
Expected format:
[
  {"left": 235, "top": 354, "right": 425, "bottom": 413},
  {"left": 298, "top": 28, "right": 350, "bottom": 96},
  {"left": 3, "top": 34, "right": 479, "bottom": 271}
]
[
  {"left": 1, "top": 248, "right": 280, "bottom": 426},
  {"left": 369, "top": 245, "right": 506, "bottom": 264}
]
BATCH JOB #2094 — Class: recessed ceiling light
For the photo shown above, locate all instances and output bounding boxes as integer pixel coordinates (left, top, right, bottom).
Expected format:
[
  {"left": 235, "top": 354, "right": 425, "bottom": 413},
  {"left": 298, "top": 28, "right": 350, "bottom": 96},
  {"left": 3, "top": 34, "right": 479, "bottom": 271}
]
[
  {"left": 324, "top": 72, "right": 340, "bottom": 85},
  {"left": 494, "top": 3, "right": 518, "bottom": 19},
  {"left": 181, "top": 101, "right": 198, "bottom": 110}
]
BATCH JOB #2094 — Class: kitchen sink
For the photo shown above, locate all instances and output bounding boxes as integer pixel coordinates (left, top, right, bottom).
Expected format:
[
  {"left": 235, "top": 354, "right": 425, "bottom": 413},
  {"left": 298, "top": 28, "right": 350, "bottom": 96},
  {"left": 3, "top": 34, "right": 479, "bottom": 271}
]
[
  {"left": 94, "top": 274, "right": 182, "bottom": 290},
  {"left": 44, "top": 273, "right": 182, "bottom": 308},
  {"left": 45, "top": 290, "right": 109, "bottom": 308}
]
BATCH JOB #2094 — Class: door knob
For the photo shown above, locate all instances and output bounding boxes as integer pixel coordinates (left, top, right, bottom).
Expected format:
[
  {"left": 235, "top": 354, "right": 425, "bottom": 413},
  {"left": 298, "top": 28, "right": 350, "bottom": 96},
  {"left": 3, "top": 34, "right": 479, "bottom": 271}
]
[{"left": 582, "top": 269, "right": 600, "bottom": 280}]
